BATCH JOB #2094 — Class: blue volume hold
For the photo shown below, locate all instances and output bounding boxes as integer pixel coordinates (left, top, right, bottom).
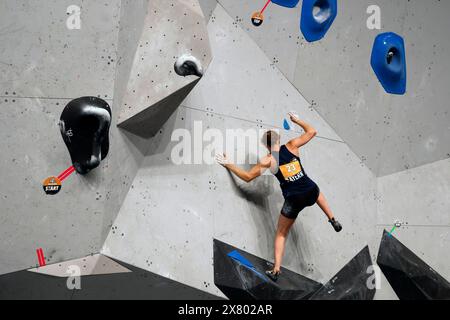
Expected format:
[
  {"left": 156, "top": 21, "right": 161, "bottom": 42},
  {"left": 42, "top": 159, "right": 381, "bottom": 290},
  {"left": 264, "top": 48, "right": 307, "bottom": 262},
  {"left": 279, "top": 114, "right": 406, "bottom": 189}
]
[
  {"left": 228, "top": 250, "right": 268, "bottom": 282},
  {"left": 228, "top": 250, "right": 255, "bottom": 269},
  {"left": 300, "top": 0, "right": 338, "bottom": 42},
  {"left": 271, "top": 0, "right": 300, "bottom": 8},
  {"left": 371, "top": 32, "right": 407, "bottom": 95},
  {"left": 283, "top": 119, "right": 291, "bottom": 130}
]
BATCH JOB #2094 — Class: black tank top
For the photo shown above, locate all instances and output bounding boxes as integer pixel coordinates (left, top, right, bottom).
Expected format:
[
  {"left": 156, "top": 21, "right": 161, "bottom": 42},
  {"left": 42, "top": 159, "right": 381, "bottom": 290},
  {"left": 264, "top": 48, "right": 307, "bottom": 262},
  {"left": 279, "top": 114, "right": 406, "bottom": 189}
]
[{"left": 272, "top": 145, "right": 317, "bottom": 198}]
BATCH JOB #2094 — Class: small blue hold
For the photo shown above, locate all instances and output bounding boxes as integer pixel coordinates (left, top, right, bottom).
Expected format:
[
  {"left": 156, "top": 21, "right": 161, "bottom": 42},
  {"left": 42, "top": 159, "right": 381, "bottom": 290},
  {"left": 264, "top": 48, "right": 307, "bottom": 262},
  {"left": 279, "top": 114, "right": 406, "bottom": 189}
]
[
  {"left": 300, "top": 0, "right": 338, "bottom": 42},
  {"left": 283, "top": 119, "right": 291, "bottom": 130},
  {"left": 371, "top": 32, "right": 407, "bottom": 95},
  {"left": 271, "top": 0, "right": 300, "bottom": 8}
]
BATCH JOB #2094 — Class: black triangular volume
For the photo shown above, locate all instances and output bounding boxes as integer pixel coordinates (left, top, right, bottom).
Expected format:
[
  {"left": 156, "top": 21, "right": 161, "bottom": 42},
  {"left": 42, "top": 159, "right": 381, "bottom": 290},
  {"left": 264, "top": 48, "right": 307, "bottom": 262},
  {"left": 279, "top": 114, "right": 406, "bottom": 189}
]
[
  {"left": 377, "top": 230, "right": 450, "bottom": 300},
  {"left": 0, "top": 257, "right": 221, "bottom": 300},
  {"left": 213, "top": 239, "right": 322, "bottom": 300},
  {"left": 310, "top": 246, "right": 376, "bottom": 300}
]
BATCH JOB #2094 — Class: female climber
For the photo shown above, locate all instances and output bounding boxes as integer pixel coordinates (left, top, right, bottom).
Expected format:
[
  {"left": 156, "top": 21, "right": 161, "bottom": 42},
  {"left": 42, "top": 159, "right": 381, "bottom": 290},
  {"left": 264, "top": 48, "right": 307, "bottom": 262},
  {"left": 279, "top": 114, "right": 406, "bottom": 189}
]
[{"left": 216, "top": 113, "right": 342, "bottom": 282}]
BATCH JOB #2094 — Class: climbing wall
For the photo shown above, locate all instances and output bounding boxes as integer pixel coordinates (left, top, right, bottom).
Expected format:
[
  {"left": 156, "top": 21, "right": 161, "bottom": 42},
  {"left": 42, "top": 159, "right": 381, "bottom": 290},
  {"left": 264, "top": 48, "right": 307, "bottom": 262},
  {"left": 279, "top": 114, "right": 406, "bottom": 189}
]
[
  {"left": 375, "top": 157, "right": 450, "bottom": 298},
  {"left": 0, "top": 0, "right": 209, "bottom": 279},
  {"left": 113, "top": 0, "right": 149, "bottom": 115},
  {"left": 202, "top": 0, "right": 450, "bottom": 299},
  {"left": 0, "top": 0, "right": 146, "bottom": 275},
  {"left": 117, "top": 0, "right": 212, "bottom": 138},
  {"left": 217, "top": 0, "right": 450, "bottom": 177},
  {"left": 102, "top": 4, "right": 378, "bottom": 297},
  {"left": 0, "top": 0, "right": 448, "bottom": 301}
]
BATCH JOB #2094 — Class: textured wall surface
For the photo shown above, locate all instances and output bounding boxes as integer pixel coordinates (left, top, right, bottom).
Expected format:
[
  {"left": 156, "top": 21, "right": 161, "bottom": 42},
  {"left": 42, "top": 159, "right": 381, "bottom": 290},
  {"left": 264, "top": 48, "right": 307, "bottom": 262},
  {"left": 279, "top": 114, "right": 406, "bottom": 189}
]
[
  {"left": 0, "top": 0, "right": 147, "bottom": 275},
  {"left": 377, "top": 158, "right": 450, "bottom": 280},
  {"left": 373, "top": 158, "right": 450, "bottom": 299},
  {"left": 113, "top": 0, "right": 149, "bottom": 111},
  {"left": 216, "top": 0, "right": 303, "bottom": 82},
  {"left": 0, "top": 0, "right": 448, "bottom": 301},
  {"left": 102, "top": 5, "right": 378, "bottom": 297},
  {"left": 117, "top": 0, "right": 212, "bottom": 138},
  {"left": 198, "top": 0, "right": 219, "bottom": 21},
  {"left": 0, "top": 0, "right": 119, "bottom": 99},
  {"left": 216, "top": 0, "right": 450, "bottom": 177}
]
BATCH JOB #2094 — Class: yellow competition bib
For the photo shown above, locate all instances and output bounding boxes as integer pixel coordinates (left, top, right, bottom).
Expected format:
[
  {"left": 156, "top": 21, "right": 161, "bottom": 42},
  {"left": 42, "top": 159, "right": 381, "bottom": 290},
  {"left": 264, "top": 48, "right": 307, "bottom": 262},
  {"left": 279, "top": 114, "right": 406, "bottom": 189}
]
[{"left": 279, "top": 160, "right": 303, "bottom": 181}]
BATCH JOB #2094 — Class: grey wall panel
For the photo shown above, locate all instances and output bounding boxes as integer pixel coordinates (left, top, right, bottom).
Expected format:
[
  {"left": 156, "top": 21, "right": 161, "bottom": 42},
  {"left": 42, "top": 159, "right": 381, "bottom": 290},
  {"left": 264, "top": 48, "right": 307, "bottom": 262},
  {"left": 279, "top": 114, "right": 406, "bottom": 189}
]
[
  {"left": 0, "top": 0, "right": 121, "bottom": 99},
  {"left": 292, "top": 0, "right": 407, "bottom": 176},
  {"left": 183, "top": 4, "right": 342, "bottom": 142},
  {"left": 376, "top": 159, "right": 450, "bottom": 298},
  {"left": 198, "top": 0, "right": 219, "bottom": 22},
  {"left": 103, "top": 34, "right": 378, "bottom": 296},
  {"left": 102, "top": 104, "right": 377, "bottom": 296},
  {"left": 217, "top": 0, "right": 450, "bottom": 177},
  {"left": 1, "top": 0, "right": 448, "bottom": 300},
  {"left": 0, "top": 0, "right": 147, "bottom": 275},
  {"left": 100, "top": 123, "right": 149, "bottom": 244},
  {"left": 103, "top": 108, "right": 222, "bottom": 296},
  {"left": 0, "top": 96, "right": 146, "bottom": 275},
  {"left": 377, "top": 158, "right": 450, "bottom": 227},
  {"left": 113, "top": 0, "right": 149, "bottom": 109},
  {"left": 216, "top": 0, "right": 302, "bottom": 82},
  {"left": 378, "top": 0, "right": 450, "bottom": 175},
  {"left": 102, "top": 4, "right": 378, "bottom": 297},
  {"left": 0, "top": 98, "right": 105, "bottom": 274},
  {"left": 117, "top": 0, "right": 212, "bottom": 129}
]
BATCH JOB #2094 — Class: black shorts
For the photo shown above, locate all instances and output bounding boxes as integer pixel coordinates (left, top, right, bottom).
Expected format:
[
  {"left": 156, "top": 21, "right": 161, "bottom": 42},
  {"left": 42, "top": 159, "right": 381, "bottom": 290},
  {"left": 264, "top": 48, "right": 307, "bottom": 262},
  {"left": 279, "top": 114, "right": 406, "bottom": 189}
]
[{"left": 281, "top": 185, "right": 320, "bottom": 220}]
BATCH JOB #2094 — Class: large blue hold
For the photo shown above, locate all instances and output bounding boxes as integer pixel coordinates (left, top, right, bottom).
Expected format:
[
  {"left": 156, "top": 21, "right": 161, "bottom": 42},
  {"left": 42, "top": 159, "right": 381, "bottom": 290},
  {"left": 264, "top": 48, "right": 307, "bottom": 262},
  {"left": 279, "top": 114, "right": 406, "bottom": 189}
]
[
  {"left": 300, "top": 0, "right": 338, "bottom": 42},
  {"left": 271, "top": 0, "right": 300, "bottom": 8},
  {"left": 371, "top": 32, "right": 407, "bottom": 95}
]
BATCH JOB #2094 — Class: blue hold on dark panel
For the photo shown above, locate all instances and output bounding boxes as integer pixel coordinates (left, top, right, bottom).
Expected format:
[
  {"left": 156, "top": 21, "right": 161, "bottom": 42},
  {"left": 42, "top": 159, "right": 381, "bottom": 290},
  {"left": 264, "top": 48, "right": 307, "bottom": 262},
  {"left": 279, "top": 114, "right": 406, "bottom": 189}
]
[
  {"left": 371, "top": 32, "right": 407, "bottom": 95},
  {"left": 271, "top": 0, "right": 300, "bottom": 8},
  {"left": 300, "top": 0, "right": 337, "bottom": 42},
  {"left": 228, "top": 250, "right": 256, "bottom": 270},
  {"left": 214, "top": 239, "right": 322, "bottom": 300},
  {"left": 228, "top": 250, "right": 268, "bottom": 282}
]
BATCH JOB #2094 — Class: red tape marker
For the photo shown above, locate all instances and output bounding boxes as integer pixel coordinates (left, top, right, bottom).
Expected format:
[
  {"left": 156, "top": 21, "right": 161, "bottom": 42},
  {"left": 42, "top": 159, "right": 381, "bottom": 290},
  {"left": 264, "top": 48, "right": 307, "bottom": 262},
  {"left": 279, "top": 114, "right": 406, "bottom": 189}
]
[
  {"left": 58, "top": 166, "right": 75, "bottom": 182},
  {"left": 260, "top": 0, "right": 272, "bottom": 15},
  {"left": 36, "top": 248, "right": 46, "bottom": 267}
]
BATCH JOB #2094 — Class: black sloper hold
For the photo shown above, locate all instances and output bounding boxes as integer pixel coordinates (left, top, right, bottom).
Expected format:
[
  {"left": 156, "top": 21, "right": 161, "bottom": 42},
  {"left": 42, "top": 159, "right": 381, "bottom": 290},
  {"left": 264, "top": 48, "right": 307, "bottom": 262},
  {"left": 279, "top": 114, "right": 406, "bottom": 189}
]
[{"left": 59, "top": 97, "right": 112, "bottom": 175}]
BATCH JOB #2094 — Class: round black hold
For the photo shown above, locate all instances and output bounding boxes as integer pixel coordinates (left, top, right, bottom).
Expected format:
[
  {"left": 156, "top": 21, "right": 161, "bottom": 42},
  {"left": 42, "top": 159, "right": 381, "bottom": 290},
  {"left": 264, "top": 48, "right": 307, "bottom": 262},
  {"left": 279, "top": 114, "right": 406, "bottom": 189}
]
[{"left": 59, "top": 97, "right": 112, "bottom": 175}]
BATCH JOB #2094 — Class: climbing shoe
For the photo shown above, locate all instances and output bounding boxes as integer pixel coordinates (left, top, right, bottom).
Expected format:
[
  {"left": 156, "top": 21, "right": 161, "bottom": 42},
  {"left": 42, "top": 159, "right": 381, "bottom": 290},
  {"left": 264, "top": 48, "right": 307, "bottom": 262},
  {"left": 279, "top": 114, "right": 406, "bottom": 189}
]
[
  {"left": 265, "top": 270, "right": 281, "bottom": 282},
  {"left": 330, "top": 218, "right": 343, "bottom": 232}
]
